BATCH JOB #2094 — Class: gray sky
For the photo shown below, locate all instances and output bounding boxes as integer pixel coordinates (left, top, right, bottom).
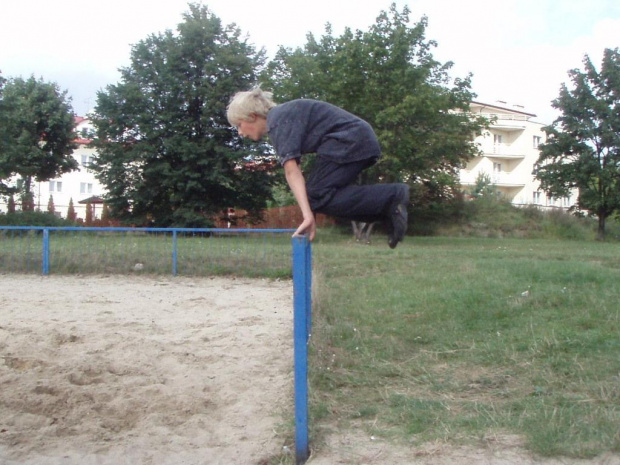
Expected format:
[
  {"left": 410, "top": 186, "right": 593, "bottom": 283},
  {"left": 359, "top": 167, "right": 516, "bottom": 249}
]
[{"left": 1, "top": 0, "right": 619, "bottom": 123}]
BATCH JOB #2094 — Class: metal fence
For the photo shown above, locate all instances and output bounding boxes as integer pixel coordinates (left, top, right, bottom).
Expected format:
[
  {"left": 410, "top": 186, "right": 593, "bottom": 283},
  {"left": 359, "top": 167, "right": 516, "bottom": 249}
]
[
  {"left": 0, "top": 226, "right": 297, "bottom": 278},
  {"left": 0, "top": 226, "right": 312, "bottom": 463}
]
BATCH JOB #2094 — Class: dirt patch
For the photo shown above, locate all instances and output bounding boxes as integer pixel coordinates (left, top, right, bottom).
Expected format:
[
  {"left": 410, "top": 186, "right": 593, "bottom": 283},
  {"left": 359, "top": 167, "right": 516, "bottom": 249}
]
[{"left": 306, "top": 431, "right": 619, "bottom": 465}]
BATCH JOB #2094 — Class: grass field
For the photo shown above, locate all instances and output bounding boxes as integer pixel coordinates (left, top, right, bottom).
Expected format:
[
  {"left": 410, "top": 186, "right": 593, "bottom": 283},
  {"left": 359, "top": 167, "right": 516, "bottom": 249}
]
[
  {"left": 309, "top": 233, "right": 619, "bottom": 458},
  {"left": 0, "top": 229, "right": 293, "bottom": 278}
]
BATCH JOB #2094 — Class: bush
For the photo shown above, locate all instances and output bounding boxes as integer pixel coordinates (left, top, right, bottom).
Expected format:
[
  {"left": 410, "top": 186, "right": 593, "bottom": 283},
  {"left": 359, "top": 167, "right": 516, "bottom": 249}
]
[
  {"left": 0, "top": 211, "right": 75, "bottom": 227},
  {"left": 538, "top": 208, "right": 592, "bottom": 240},
  {"left": 427, "top": 197, "right": 598, "bottom": 240}
]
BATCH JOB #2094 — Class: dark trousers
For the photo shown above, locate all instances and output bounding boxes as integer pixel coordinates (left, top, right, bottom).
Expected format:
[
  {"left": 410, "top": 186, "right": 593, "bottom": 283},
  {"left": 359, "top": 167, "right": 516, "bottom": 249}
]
[{"left": 305, "top": 157, "right": 403, "bottom": 223}]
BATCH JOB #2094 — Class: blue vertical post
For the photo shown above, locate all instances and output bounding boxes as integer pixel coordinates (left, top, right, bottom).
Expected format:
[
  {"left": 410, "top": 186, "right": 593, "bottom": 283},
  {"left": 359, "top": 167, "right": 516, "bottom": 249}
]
[
  {"left": 292, "top": 235, "right": 311, "bottom": 464},
  {"left": 172, "top": 230, "right": 178, "bottom": 276},
  {"left": 42, "top": 228, "right": 50, "bottom": 275},
  {"left": 305, "top": 237, "right": 312, "bottom": 342}
]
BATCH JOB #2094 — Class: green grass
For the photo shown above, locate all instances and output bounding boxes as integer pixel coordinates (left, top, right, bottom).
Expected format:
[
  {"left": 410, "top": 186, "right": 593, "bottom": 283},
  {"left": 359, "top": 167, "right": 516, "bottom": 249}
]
[
  {"left": 308, "top": 234, "right": 620, "bottom": 458},
  {"left": 0, "top": 230, "right": 293, "bottom": 278}
]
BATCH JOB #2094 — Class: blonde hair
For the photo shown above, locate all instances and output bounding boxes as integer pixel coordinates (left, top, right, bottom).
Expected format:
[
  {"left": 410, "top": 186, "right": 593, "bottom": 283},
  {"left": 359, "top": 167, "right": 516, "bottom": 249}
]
[{"left": 227, "top": 86, "right": 277, "bottom": 126}]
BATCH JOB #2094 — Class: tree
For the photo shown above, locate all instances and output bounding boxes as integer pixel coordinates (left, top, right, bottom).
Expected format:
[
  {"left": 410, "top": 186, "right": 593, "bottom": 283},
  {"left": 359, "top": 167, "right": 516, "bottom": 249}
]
[
  {"left": 7, "top": 194, "right": 16, "bottom": 213},
  {"left": 91, "top": 3, "right": 273, "bottom": 227},
  {"left": 20, "top": 191, "right": 34, "bottom": 211},
  {"left": 536, "top": 48, "right": 620, "bottom": 240},
  {"left": 66, "top": 198, "right": 77, "bottom": 222},
  {"left": 47, "top": 195, "right": 56, "bottom": 215},
  {"left": 0, "top": 75, "right": 78, "bottom": 202},
  {"left": 0, "top": 72, "right": 10, "bottom": 197},
  {"left": 471, "top": 172, "right": 497, "bottom": 199},
  {"left": 85, "top": 201, "right": 93, "bottom": 226},
  {"left": 264, "top": 3, "right": 487, "bottom": 204},
  {"left": 100, "top": 202, "right": 111, "bottom": 225}
]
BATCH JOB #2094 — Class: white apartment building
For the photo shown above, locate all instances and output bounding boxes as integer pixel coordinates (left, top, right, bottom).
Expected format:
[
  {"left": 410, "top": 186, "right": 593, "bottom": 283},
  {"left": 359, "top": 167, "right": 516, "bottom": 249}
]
[
  {"left": 460, "top": 101, "right": 576, "bottom": 209},
  {"left": 11, "top": 117, "right": 105, "bottom": 220}
]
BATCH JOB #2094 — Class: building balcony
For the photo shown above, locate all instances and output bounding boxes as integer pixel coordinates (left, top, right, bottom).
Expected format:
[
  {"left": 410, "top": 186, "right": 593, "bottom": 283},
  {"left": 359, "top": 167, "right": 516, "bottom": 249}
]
[
  {"left": 490, "top": 173, "right": 525, "bottom": 187},
  {"left": 482, "top": 143, "right": 526, "bottom": 159},
  {"left": 460, "top": 172, "right": 526, "bottom": 188},
  {"left": 488, "top": 113, "right": 528, "bottom": 131}
]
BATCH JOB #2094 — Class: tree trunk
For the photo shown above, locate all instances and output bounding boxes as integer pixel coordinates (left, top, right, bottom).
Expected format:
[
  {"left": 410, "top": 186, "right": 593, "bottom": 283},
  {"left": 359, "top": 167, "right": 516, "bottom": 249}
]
[
  {"left": 21, "top": 177, "right": 35, "bottom": 211},
  {"left": 597, "top": 213, "right": 606, "bottom": 241}
]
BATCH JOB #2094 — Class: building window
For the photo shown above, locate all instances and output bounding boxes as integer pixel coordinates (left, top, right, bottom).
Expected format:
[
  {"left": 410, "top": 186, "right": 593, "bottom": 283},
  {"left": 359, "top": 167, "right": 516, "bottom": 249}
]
[
  {"left": 533, "top": 191, "right": 541, "bottom": 204},
  {"left": 80, "top": 182, "right": 93, "bottom": 194},
  {"left": 493, "top": 162, "right": 502, "bottom": 183},
  {"left": 49, "top": 181, "right": 62, "bottom": 192},
  {"left": 80, "top": 128, "right": 95, "bottom": 139},
  {"left": 81, "top": 154, "right": 94, "bottom": 166},
  {"left": 533, "top": 136, "right": 542, "bottom": 148},
  {"left": 493, "top": 134, "right": 503, "bottom": 154}
]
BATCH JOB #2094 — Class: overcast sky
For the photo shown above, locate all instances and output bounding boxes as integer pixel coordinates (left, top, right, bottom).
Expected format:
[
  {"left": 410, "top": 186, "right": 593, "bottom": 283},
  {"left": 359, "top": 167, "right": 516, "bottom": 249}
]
[{"left": 1, "top": 0, "right": 619, "bottom": 123}]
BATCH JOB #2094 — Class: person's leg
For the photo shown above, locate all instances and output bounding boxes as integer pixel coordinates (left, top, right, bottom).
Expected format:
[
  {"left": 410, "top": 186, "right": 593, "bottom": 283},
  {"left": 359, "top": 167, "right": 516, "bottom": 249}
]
[
  {"left": 305, "top": 158, "right": 392, "bottom": 219},
  {"left": 314, "top": 183, "right": 404, "bottom": 221},
  {"left": 304, "top": 158, "right": 370, "bottom": 213},
  {"left": 305, "top": 158, "right": 409, "bottom": 247},
  {"left": 386, "top": 185, "right": 409, "bottom": 248}
]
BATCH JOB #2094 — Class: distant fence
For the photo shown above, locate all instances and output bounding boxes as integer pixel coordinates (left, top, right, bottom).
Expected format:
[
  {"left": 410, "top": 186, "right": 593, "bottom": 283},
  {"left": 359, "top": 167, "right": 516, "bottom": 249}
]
[
  {"left": 0, "top": 225, "right": 313, "bottom": 463},
  {"left": 213, "top": 205, "right": 334, "bottom": 230},
  {"left": 0, "top": 226, "right": 299, "bottom": 278}
]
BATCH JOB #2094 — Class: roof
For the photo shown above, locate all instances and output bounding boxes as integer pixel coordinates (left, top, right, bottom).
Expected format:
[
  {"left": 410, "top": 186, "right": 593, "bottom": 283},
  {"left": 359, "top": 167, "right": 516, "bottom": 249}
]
[
  {"left": 471, "top": 100, "right": 536, "bottom": 118},
  {"left": 74, "top": 115, "right": 92, "bottom": 145},
  {"left": 78, "top": 195, "right": 104, "bottom": 204}
]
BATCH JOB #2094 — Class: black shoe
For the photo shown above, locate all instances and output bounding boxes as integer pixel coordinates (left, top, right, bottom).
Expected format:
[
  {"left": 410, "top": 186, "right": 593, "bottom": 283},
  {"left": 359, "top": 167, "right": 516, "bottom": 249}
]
[{"left": 388, "top": 185, "right": 409, "bottom": 249}]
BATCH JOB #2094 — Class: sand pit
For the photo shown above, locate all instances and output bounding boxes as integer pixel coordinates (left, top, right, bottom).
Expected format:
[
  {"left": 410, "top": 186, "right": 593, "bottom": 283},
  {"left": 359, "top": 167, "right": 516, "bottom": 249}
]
[{"left": 0, "top": 274, "right": 293, "bottom": 464}]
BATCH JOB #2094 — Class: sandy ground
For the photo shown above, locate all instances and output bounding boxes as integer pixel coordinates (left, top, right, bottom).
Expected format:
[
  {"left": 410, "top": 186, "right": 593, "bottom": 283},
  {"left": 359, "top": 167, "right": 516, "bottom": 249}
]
[
  {"left": 1, "top": 274, "right": 618, "bottom": 465},
  {"left": 0, "top": 274, "right": 293, "bottom": 465}
]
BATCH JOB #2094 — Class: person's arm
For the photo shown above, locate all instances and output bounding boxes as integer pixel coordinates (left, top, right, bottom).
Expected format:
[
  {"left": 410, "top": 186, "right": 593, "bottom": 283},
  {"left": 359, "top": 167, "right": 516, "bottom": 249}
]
[{"left": 283, "top": 158, "right": 316, "bottom": 241}]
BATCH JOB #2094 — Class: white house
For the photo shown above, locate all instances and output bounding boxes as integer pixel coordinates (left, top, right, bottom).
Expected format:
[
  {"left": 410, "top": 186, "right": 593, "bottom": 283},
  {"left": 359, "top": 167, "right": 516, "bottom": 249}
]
[
  {"left": 459, "top": 100, "right": 576, "bottom": 209},
  {"left": 35, "top": 117, "right": 104, "bottom": 220},
  {"left": 1, "top": 117, "right": 104, "bottom": 220}
]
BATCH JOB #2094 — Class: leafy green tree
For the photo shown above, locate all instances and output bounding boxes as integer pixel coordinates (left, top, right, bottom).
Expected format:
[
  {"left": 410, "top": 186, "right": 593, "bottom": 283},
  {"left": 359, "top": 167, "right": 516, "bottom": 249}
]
[
  {"left": 0, "top": 72, "right": 9, "bottom": 196},
  {"left": 471, "top": 172, "right": 497, "bottom": 199},
  {"left": 536, "top": 48, "right": 620, "bottom": 240},
  {"left": 0, "top": 75, "right": 78, "bottom": 202},
  {"left": 264, "top": 3, "right": 487, "bottom": 205},
  {"left": 91, "top": 3, "right": 272, "bottom": 227}
]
